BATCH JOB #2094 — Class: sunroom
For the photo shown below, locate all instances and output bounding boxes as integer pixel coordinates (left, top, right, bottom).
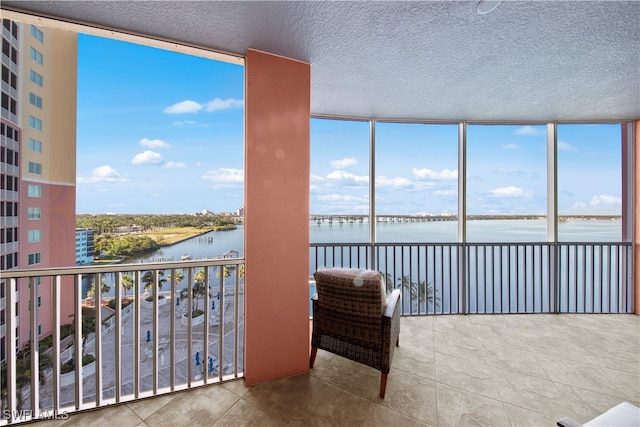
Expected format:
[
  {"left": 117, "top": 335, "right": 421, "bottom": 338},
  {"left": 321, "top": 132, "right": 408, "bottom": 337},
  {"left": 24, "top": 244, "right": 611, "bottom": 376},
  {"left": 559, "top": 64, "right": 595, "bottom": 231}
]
[{"left": 0, "top": 1, "right": 638, "bottom": 426}]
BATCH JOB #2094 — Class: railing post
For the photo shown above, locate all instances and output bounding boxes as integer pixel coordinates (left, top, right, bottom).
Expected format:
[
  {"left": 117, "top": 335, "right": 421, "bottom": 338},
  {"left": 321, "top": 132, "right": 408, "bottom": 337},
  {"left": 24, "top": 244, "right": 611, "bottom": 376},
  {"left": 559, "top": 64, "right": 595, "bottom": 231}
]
[
  {"left": 133, "top": 270, "right": 141, "bottom": 400},
  {"left": 552, "top": 243, "right": 560, "bottom": 314},
  {"left": 203, "top": 266, "right": 210, "bottom": 384},
  {"left": 29, "top": 275, "right": 40, "bottom": 418},
  {"left": 74, "top": 274, "right": 83, "bottom": 410},
  {"left": 52, "top": 275, "right": 61, "bottom": 414},
  {"left": 6, "top": 278, "right": 17, "bottom": 421},
  {"left": 152, "top": 269, "right": 159, "bottom": 394},
  {"left": 114, "top": 272, "right": 122, "bottom": 403},
  {"left": 95, "top": 273, "right": 103, "bottom": 407}
]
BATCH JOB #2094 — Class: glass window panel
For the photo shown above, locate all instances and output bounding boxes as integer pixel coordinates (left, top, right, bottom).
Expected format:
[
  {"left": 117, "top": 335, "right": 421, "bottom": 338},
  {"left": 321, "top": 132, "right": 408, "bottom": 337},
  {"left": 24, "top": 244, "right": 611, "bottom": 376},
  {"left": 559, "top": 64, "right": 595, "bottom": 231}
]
[
  {"left": 466, "top": 124, "right": 547, "bottom": 242},
  {"left": 375, "top": 122, "right": 459, "bottom": 243},
  {"left": 28, "top": 184, "right": 42, "bottom": 197},
  {"left": 28, "top": 138, "right": 42, "bottom": 152},
  {"left": 557, "top": 123, "right": 622, "bottom": 242},
  {"left": 30, "top": 69, "right": 43, "bottom": 86},
  {"left": 30, "top": 47, "right": 43, "bottom": 64},
  {"left": 30, "top": 24, "right": 43, "bottom": 42},
  {"left": 310, "top": 118, "right": 370, "bottom": 243}
]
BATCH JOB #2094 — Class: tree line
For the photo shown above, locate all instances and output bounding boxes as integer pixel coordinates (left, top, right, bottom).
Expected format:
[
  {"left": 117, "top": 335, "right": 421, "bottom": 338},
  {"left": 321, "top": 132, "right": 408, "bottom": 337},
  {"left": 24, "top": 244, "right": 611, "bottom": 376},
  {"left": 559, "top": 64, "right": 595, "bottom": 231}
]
[
  {"left": 76, "top": 213, "right": 239, "bottom": 235},
  {"left": 77, "top": 214, "right": 239, "bottom": 259}
]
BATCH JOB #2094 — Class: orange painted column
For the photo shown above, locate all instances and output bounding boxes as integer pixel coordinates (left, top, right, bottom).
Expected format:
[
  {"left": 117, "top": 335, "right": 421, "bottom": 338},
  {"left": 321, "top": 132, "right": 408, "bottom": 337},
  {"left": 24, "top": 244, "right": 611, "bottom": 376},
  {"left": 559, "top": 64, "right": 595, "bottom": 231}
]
[
  {"left": 634, "top": 120, "right": 640, "bottom": 315},
  {"left": 244, "top": 49, "right": 311, "bottom": 384}
]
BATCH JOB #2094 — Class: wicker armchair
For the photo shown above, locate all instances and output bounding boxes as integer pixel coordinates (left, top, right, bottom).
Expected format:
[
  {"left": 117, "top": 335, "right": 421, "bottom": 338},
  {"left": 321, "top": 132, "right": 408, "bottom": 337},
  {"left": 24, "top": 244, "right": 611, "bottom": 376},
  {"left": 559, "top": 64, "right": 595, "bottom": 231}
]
[{"left": 309, "top": 267, "right": 401, "bottom": 398}]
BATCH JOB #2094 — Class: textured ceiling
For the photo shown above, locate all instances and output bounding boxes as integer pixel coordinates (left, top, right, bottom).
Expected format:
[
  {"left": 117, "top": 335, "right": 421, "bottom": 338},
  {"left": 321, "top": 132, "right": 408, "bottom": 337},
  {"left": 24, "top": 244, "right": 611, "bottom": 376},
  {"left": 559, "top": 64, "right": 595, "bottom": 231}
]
[{"left": 3, "top": 1, "right": 639, "bottom": 122}]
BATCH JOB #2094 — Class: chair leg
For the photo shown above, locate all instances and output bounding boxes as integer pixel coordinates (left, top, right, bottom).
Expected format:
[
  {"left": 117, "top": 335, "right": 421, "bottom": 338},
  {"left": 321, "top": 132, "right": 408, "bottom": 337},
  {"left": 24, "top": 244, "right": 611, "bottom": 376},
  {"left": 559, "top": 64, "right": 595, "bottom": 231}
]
[
  {"left": 379, "top": 373, "right": 388, "bottom": 399},
  {"left": 309, "top": 347, "right": 318, "bottom": 369},
  {"left": 396, "top": 337, "right": 399, "bottom": 347}
]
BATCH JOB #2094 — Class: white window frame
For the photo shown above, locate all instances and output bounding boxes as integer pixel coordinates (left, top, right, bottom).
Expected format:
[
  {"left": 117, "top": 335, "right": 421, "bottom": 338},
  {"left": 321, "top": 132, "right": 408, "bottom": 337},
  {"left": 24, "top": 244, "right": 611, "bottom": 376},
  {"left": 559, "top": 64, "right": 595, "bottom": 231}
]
[
  {"left": 28, "top": 230, "right": 41, "bottom": 243},
  {"left": 28, "top": 184, "right": 42, "bottom": 197},
  {"left": 28, "top": 207, "right": 41, "bottom": 220}
]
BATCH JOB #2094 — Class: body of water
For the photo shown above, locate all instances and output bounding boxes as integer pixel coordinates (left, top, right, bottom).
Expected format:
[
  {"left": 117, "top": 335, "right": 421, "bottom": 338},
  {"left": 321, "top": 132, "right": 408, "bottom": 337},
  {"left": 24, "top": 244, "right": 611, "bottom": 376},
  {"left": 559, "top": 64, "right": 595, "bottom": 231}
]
[
  {"left": 126, "top": 218, "right": 621, "bottom": 264},
  {"left": 90, "top": 219, "right": 626, "bottom": 310}
]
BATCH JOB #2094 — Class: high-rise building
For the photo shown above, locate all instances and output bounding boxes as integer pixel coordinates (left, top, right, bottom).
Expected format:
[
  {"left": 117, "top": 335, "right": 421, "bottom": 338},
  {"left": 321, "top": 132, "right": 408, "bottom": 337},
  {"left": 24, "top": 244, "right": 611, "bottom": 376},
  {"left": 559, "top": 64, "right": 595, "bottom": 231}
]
[
  {"left": 1, "top": 19, "right": 77, "bottom": 359},
  {"left": 75, "top": 228, "right": 95, "bottom": 264}
]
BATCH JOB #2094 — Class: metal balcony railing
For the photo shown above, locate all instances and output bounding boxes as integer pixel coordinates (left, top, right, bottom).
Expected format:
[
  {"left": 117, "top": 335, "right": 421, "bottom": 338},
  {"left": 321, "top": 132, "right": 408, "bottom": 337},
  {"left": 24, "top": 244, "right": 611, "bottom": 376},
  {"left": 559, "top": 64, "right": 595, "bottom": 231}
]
[
  {"left": 0, "top": 258, "right": 244, "bottom": 425},
  {"left": 310, "top": 242, "right": 634, "bottom": 315}
]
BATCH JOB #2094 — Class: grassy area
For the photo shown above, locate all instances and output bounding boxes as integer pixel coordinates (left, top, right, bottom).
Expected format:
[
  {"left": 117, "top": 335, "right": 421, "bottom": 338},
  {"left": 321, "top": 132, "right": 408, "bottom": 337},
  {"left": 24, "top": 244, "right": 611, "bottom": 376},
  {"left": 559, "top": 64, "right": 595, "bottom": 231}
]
[{"left": 138, "top": 227, "right": 215, "bottom": 246}]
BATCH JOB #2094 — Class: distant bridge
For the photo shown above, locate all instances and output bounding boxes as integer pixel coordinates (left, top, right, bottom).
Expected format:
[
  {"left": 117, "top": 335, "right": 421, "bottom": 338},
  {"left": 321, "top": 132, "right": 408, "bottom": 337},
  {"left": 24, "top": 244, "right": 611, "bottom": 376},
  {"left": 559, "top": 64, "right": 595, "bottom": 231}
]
[
  {"left": 310, "top": 214, "right": 455, "bottom": 224},
  {"left": 310, "top": 214, "right": 621, "bottom": 224}
]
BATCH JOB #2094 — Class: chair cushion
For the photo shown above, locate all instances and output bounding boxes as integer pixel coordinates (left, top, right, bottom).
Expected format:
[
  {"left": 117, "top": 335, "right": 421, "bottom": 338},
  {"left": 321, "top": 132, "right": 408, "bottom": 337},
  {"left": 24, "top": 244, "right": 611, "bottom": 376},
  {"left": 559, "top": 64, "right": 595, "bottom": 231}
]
[
  {"left": 314, "top": 267, "right": 387, "bottom": 314},
  {"left": 585, "top": 402, "right": 640, "bottom": 427}
]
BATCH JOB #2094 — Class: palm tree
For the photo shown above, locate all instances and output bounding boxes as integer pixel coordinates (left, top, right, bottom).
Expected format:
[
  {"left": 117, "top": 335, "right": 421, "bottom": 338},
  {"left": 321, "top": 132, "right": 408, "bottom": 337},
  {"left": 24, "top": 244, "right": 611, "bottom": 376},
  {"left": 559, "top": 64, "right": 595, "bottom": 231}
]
[
  {"left": 238, "top": 265, "right": 245, "bottom": 279},
  {"left": 168, "top": 270, "right": 184, "bottom": 287},
  {"left": 216, "top": 266, "right": 231, "bottom": 279},
  {"left": 87, "top": 277, "right": 110, "bottom": 300},
  {"left": 193, "top": 269, "right": 207, "bottom": 312},
  {"left": 1, "top": 352, "right": 52, "bottom": 411},
  {"left": 141, "top": 270, "right": 168, "bottom": 298},
  {"left": 398, "top": 275, "right": 439, "bottom": 311},
  {"left": 169, "top": 269, "right": 184, "bottom": 308},
  {"left": 121, "top": 273, "right": 134, "bottom": 298},
  {"left": 384, "top": 273, "right": 395, "bottom": 293}
]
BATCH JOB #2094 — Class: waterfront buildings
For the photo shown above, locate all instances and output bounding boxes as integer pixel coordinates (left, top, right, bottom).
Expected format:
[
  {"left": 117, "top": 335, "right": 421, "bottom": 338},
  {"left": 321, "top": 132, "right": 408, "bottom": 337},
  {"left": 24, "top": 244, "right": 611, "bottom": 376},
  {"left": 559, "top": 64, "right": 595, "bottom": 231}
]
[
  {"left": 75, "top": 228, "right": 94, "bottom": 265},
  {"left": 1, "top": 19, "right": 76, "bottom": 358}
]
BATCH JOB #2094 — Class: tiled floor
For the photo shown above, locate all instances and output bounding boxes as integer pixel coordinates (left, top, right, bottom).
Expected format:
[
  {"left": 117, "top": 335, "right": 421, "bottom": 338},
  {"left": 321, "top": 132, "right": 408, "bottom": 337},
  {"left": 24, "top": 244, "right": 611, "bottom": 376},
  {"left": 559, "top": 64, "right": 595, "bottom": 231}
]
[{"left": 38, "top": 314, "right": 639, "bottom": 427}]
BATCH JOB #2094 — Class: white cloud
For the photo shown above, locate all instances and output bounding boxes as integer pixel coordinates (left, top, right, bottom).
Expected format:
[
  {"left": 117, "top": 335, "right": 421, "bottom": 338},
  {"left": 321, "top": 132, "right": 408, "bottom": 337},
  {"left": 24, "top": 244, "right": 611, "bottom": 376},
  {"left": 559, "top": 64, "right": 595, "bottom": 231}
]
[
  {"left": 201, "top": 168, "right": 244, "bottom": 188},
  {"left": 376, "top": 176, "right": 412, "bottom": 187},
  {"left": 558, "top": 141, "right": 578, "bottom": 151},
  {"left": 77, "top": 165, "right": 129, "bottom": 184},
  {"left": 488, "top": 186, "right": 526, "bottom": 197},
  {"left": 589, "top": 195, "right": 621, "bottom": 206},
  {"left": 172, "top": 120, "right": 196, "bottom": 126},
  {"left": 132, "top": 150, "right": 163, "bottom": 165},
  {"left": 163, "top": 100, "right": 203, "bottom": 114},
  {"left": 163, "top": 161, "right": 186, "bottom": 169},
  {"left": 205, "top": 98, "right": 244, "bottom": 112},
  {"left": 412, "top": 168, "right": 457, "bottom": 180},
  {"left": 326, "top": 170, "right": 369, "bottom": 184},
  {"left": 139, "top": 138, "right": 170, "bottom": 149},
  {"left": 502, "top": 143, "right": 520, "bottom": 149},
  {"left": 331, "top": 157, "right": 358, "bottom": 169},
  {"left": 515, "top": 125, "right": 545, "bottom": 135}
]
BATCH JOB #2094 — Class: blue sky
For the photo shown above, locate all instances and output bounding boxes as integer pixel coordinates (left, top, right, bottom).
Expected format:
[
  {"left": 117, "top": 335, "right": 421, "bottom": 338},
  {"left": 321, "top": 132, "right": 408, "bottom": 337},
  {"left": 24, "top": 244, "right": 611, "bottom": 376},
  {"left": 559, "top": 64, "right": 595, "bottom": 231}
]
[
  {"left": 76, "top": 35, "right": 245, "bottom": 214},
  {"left": 76, "top": 34, "right": 622, "bottom": 216}
]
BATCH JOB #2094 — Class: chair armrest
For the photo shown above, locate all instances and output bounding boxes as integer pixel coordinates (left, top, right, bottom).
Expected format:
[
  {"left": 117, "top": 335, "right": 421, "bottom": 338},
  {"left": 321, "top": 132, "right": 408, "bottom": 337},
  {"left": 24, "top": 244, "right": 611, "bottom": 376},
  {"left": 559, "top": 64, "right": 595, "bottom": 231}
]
[
  {"left": 383, "top": 289, "right": 401, "bottom": 318},
  {"left": 556, "top": 417, "right": 583, "bottom": 427}
]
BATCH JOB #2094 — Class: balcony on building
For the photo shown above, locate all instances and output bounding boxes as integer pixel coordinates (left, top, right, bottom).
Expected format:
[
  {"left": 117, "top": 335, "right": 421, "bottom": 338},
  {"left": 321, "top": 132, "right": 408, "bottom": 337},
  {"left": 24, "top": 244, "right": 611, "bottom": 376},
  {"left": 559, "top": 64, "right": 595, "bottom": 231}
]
[{"left": 0, "top": 1, "right": 639, "bottom": 426}]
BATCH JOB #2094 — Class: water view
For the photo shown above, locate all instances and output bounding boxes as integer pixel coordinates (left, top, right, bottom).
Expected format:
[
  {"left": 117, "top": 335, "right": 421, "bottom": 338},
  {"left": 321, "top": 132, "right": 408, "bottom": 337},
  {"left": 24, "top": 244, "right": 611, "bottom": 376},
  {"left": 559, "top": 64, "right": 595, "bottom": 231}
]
[{"left": 90, "top": 219, "right": 624, "bottom": 301}]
